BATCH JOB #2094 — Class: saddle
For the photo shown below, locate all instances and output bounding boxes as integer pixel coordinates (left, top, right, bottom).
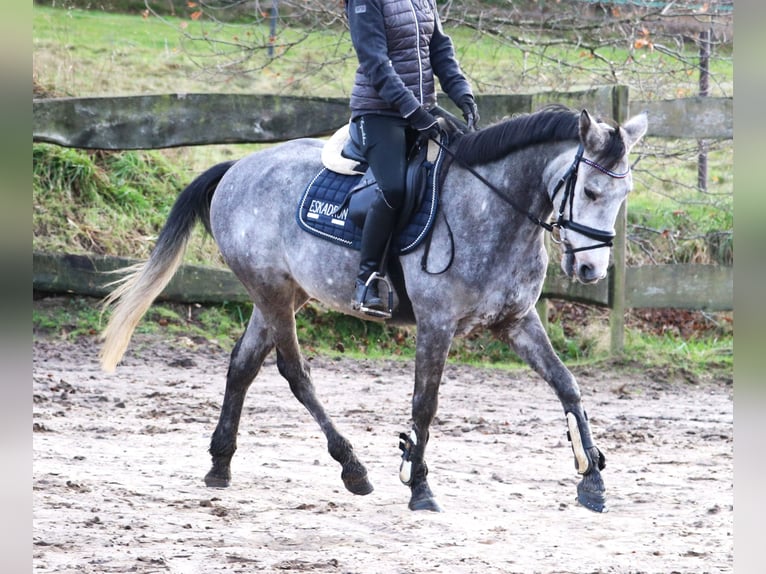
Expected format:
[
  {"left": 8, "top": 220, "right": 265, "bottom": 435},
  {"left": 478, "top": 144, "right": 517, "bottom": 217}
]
[
  {"left": 343, "top": 120, "right": 442, "bottom": 234},
  {"left": 298, "top": 122, "right": 447, "bottom": 255},
  {"left": 297, "top": 112, "right": 463, "bottom": 318}
]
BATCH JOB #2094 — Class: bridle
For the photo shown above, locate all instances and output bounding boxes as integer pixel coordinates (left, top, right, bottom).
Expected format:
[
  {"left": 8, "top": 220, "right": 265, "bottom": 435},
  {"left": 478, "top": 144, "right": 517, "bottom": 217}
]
[
  {"left": 549, "top": 144, "right": 630, "bottom": 253},
  {"left": 433, "top": 138, "right": 629, "bottom": 254}
]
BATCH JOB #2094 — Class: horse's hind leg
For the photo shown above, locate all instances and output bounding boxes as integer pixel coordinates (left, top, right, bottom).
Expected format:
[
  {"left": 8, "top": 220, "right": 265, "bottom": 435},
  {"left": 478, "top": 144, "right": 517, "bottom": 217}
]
[
  {"left": 506, "top": 309, "right": 607, "bottom": 512},
  {"left": 272, "top": 311, "right": 373, "bottom": 496},
  {"left": 205, "top": 307, "right": 274, "bottom": 487}
]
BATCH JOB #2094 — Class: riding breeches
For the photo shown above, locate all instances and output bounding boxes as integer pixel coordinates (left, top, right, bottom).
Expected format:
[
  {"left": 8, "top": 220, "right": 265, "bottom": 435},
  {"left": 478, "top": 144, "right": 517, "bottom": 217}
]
[{"left": 352, "top": 114, "right": 412, "bottom": 211}]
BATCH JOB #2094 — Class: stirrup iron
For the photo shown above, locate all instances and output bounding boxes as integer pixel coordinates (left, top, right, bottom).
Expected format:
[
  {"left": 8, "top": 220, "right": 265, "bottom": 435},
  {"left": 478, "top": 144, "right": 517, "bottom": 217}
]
[{"left": 359, "top": 272, "right": 393, "bottom": 319}]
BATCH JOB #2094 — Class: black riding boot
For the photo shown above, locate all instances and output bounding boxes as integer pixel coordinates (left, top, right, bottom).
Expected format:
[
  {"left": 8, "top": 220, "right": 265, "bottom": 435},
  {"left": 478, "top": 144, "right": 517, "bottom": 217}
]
[{"left": 352, "top": 191, "right": 397, "bottom": 314}]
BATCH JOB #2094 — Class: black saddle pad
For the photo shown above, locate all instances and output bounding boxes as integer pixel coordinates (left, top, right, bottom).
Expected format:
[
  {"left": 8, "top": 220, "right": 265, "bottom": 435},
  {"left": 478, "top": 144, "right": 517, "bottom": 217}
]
[{"left": 296, "top": 151, "right": 444, "bottom": 254}]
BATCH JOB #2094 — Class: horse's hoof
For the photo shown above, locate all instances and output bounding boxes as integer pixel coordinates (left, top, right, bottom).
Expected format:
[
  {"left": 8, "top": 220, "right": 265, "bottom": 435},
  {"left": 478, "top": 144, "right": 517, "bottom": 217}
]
[
  {"left": 577, "top": 481, "right": 607, "bottom": 513},
  {"left": 204, "top": 471, "right": 231, "bottom": 488},
  {"left": 342, "top": 470, "right": 374, "bottom": 496},
  {"left": 409, "top": 496, "right": 443, "bottom": 512},
  {"left": 408, "top": 482, "right": 443, "bottom": 512}
]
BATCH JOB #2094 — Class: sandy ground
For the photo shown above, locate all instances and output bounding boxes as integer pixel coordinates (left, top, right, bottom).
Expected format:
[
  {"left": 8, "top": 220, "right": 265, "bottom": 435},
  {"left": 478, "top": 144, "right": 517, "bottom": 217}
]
[{"left": 33, "top": 333, "right": 732, "bottom": 573}]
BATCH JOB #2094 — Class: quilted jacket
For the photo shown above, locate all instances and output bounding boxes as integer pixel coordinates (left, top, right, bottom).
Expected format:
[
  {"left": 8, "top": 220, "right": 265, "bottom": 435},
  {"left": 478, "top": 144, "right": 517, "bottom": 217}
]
[{"left": 346, "top": 0, "right": 473, "bottom": 119}]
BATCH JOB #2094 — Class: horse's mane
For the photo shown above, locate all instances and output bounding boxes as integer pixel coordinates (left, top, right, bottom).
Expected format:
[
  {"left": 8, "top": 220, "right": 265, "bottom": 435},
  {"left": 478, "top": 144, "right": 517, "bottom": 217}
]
[
  {"left": 451, "top": 105, "right": 580, "bottom": 166},
  {"left": 452, "top": 104, "right": 628, "bottom": 169}
]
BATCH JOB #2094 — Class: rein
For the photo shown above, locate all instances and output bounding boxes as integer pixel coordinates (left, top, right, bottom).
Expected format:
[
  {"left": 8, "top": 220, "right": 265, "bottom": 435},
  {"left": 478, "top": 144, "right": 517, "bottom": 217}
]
[{"left": 433, "top": 138, "right": 628, "bottom": 254}]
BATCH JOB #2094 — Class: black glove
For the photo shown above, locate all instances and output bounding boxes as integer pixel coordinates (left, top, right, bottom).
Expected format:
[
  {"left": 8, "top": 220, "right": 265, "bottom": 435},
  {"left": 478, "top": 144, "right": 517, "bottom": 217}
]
[
  {"left": 407, "top": 106, "right": 441, "bottom": 140},
  {"left": 458, "top": 95, "right": 480, "bottom": 130}
]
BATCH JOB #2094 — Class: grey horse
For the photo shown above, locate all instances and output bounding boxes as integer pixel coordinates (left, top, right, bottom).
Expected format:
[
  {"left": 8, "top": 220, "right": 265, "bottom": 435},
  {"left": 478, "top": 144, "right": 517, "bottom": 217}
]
[{"left": 100, "top": 106, "right": 648, "bottom": 512}]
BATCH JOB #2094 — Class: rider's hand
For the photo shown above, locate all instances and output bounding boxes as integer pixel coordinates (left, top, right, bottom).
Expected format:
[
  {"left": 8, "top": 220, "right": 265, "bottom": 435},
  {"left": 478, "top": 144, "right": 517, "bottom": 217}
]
[
  {"left": 458, "top": 95, "right": 480, "bottom": 130},
  {"left": 407, "top": 106, "right": 441, "bottom": 140}
]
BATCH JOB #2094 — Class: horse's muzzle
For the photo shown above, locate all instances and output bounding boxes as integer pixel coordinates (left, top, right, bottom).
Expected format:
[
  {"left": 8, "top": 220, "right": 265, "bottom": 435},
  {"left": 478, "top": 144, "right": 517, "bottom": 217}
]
[
  {"left": 576, "top": 261, "right": 606, "bottom": 284},
  {"left": 561, "top": 248, "right": 606, "bottom": 284}
]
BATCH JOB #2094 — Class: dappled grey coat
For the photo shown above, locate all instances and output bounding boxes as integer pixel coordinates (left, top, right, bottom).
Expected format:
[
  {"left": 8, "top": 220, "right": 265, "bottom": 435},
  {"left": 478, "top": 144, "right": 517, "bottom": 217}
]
[{"left": 346, "top": 0, "right": 473, "bottom": 119}]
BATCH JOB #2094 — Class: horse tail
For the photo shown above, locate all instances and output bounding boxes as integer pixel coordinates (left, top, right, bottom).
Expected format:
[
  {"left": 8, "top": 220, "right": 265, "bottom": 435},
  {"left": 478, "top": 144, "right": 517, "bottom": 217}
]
[{"left": 100, "top": 160, "right": 236, "bottom": 372}]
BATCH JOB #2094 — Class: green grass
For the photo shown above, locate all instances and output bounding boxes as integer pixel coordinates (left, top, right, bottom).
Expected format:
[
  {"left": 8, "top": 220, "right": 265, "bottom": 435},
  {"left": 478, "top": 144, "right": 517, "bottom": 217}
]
[
  {"left": 33, "top": 6, "right": 357, "bottom": 97},
  {"left": 33, "top": 6, "right": 223, "bottom": 96},
  {"left": 617, "top": 329, "right": 733, "bottom": 383},
  {"left": 32, "top": 294, "right": 733, "bottom": 386},
  {"left": 34, "top": 5, "right": 732, "bottom": 100},
  {"left": 32, "top": 143, "right": 221, "bottom": 263},
  {"left": 627, "top": 139, "right": 733, "bottom": 264},
  {"left": 33, "top": 296, "right": 103, "bottom": 339}
]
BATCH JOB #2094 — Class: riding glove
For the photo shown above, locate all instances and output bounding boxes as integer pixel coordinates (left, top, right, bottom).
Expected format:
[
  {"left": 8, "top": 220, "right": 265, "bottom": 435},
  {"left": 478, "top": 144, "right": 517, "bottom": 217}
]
[
  {"left": 458, "top": 95, "right": 480, "bottom": 130},
  {"left": 407, "top": 106, "right": 441, "bottom": 140}
]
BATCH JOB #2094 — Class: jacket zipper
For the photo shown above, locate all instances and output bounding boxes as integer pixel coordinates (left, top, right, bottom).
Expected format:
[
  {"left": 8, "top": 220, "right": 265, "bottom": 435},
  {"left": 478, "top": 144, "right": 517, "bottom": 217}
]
[{"left": 407, "top": 0, "right": 424, "bottom": 106}]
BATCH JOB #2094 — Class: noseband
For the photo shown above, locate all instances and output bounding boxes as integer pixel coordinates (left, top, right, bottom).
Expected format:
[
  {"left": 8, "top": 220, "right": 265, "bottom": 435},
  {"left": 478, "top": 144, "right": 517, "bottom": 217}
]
[{"left": 550, "top": 144, "right": 630, "bottom": 254}]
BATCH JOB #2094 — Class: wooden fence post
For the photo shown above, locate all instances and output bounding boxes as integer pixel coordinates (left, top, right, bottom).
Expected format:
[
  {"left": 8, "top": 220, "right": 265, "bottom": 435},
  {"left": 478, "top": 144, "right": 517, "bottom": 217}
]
[
  {"left": 610, "top": 203, "right": 627, "bottom": 353},
  {"left": 610, "top": 85, "right": 630, "bottom": 354}
]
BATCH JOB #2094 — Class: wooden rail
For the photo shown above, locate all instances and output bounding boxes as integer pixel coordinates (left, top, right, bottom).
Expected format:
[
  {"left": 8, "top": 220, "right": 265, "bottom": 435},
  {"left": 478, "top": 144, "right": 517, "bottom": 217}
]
[
  {"left": 32, "top": 94, "right": 351, "bottom": 149},
  {"left": 32, "top": 92, "right": 732, "bottom": 149},
  {"left": 32, "top": 252, "right": 732, "bottom": 312}
]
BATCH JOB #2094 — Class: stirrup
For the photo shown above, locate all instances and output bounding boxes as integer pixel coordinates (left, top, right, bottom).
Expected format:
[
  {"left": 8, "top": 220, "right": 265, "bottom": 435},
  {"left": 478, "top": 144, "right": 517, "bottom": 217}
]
[{"left": 357, "top": 273, "right": 393, "bottom": 319}]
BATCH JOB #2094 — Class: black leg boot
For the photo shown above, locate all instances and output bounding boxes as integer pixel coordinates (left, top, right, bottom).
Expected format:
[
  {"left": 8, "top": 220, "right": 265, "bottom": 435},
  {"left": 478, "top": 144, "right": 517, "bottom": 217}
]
[{"left": 352, "top": 191, "right": 397, "bottom": 315}]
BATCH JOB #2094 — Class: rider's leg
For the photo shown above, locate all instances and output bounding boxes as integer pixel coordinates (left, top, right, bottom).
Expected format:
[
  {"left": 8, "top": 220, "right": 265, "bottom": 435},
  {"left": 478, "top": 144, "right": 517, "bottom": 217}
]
[
  {"left": 354, "top": 190, "right": 397, "bottom": 310},
  {"left": 351, "top": 114, "right": 408, "bottom": 313}
]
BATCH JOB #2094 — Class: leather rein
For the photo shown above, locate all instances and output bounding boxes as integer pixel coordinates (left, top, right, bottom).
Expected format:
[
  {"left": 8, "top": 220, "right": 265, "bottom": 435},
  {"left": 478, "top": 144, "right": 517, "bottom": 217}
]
[{"left": 433, "top": 138, "right": 629, "bottom": 254}]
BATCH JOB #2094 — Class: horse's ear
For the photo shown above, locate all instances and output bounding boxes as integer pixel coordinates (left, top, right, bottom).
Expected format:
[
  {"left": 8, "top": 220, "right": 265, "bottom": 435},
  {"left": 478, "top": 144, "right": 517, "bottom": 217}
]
[
  {"left": 621, "top": 111, "right": 649, "bottom": 150},
  {"left": 579, "top": 109, "right": 608, "bottom": 151}
]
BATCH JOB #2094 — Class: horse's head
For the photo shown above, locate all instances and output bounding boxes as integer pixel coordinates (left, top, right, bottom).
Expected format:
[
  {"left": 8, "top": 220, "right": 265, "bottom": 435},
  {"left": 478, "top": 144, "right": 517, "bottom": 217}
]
[{"left": 556, "top": 109, "right": 648, "bottom": 284}]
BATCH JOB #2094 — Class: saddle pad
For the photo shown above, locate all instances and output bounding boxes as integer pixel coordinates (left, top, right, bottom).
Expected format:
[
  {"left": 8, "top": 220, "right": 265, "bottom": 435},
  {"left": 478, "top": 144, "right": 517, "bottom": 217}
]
[{"left": 296, "top": 153, "right": 443, "bottom": 255}]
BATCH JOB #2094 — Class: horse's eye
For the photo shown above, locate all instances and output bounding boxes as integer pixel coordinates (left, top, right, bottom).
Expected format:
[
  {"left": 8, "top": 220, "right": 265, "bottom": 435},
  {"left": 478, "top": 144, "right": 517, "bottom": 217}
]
[{"left": 584, "top": 188, "right": 597, "bottom": 201}]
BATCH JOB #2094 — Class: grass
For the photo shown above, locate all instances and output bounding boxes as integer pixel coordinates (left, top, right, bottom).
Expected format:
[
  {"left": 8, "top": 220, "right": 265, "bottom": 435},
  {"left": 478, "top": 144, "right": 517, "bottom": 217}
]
[
  {"left": 32, "top": 5, "right": 733, "bottom": 378},
  {"left": 32, "top": 293, "right": 733, "bottom": 385},
  {"left": 34, "top": 7, "right": 201, "bottom": 97},
  {"left": 33, "top": 5, "right": 733, "bottom": 99},
  {"left": 32, "top": 143, "right": 223, "bottom": 263},
  {"left": 627, "top": 139, "right": 733, "bottom": 265},
  {"left": 32, "top": 6, "right": 357, "bottom": 97}
]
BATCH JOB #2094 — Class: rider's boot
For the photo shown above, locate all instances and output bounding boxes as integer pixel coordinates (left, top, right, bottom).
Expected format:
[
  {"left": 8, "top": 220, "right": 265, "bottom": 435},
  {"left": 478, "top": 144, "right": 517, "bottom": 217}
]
[{"left": 352, "top": 191, "right": 397, "bottom": 314}]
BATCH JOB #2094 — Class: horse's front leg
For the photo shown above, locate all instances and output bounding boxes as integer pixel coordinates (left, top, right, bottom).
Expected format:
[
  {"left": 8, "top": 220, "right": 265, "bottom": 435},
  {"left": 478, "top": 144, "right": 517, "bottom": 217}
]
[
  {"left": 506, "top": 309, "right": 607, "bottom": 512},
  {"left": 399, "top": 321, "right": 456, "bottom": 512}
]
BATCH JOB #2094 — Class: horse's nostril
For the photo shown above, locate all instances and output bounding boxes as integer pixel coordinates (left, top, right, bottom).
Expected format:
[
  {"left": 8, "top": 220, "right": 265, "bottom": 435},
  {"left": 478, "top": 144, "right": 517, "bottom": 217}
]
[{"left": 578, "top": 263, "right": 596, "bottom": 282}]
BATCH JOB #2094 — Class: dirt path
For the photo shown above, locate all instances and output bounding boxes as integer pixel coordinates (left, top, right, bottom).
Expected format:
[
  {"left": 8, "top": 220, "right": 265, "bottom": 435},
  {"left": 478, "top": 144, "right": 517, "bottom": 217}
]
[{"left": 33, "top": 334, "right": 732, "bottom": 573}]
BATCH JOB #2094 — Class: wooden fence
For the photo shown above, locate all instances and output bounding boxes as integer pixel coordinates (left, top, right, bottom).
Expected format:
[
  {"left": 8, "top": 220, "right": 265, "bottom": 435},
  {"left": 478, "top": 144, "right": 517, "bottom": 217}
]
[
  {"left": 31, "top": 91, "right": 733, "bottom": 149},
  {"left": 32, "top": 252, "right": 733, "bottom": 313},
  {"left": 32, "top": 87, "right": 733, "bottom": 351}
]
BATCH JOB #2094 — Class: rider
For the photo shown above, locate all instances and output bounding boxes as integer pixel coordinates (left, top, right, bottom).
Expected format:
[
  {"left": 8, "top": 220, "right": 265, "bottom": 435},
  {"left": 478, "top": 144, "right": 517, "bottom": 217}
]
[{"left": 346, "top": 0, "right": 479, "bottom": 315}]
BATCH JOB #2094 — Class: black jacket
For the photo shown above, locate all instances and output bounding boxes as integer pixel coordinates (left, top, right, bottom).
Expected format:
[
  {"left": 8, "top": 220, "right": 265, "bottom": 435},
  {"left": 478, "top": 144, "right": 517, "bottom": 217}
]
[{"left": 347, "top": 0, "right": 473, "bottom": 119}]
